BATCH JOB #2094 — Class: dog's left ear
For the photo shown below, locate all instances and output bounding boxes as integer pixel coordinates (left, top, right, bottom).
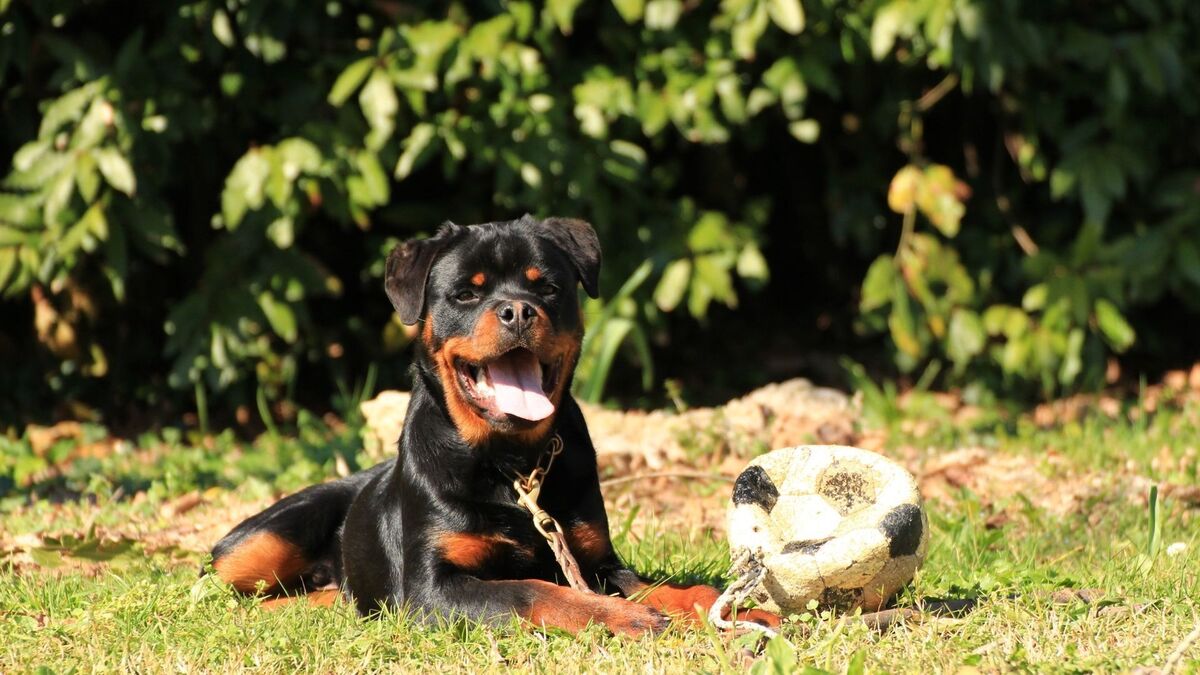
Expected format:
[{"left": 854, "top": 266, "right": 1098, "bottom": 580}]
[
  {"left": 385, "top": 226, "right": 457, "bottom": 325},
  {"left": 537, "top": 217, "right": 601, "bottom": 298}
]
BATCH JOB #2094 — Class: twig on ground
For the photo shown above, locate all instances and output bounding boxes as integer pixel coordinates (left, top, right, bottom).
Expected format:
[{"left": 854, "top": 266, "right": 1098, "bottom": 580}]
[{"left": 1163, "top": 613, "right": 1200, "bottom": 675}]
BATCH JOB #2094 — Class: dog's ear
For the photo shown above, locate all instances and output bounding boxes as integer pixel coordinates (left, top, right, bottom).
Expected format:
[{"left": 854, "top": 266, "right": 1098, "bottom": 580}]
[
  {"left": 537, "top": 217, "right": 601, "bottom": 298},
  {"left": 385, "top": 228, "right": 455, "bottom": 325}
]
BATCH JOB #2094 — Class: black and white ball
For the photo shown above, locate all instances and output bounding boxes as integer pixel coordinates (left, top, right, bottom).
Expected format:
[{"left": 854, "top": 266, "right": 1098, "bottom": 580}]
[{"left": 727, "top": 445, "right": 928, "bottom": 614}]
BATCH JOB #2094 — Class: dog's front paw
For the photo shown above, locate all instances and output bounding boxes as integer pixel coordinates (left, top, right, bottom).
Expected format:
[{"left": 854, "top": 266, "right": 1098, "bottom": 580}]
[{"left": 601, "top": 600, "right": 671, "bottom": 637}]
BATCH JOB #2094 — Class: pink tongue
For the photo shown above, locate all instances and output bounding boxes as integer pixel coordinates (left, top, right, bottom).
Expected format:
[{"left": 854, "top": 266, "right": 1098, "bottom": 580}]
[{"left": 487, "top": 351, "right": 555, "bottom": 421}]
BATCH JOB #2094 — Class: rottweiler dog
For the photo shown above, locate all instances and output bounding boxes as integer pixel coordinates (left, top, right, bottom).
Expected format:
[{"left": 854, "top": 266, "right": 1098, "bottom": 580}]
[{"left": 209, "top": 215, "right": 779, "bottom": 636}]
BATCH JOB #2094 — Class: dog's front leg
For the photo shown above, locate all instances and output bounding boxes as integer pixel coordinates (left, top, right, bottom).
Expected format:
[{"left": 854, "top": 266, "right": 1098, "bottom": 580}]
[
  {"left": 562, "top": 533, "right": 781, "bottom": 630},
  {"left": 417, "top": 576, "right": 670, "bottom": 637},
  {"left": 594, "top": 565, "right": 781, "bottom": 628}
]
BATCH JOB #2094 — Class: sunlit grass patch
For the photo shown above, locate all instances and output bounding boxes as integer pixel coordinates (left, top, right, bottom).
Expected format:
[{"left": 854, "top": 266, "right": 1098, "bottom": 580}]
[{"left": 2, "top": 402, "right": 1199, "bottom": 672}]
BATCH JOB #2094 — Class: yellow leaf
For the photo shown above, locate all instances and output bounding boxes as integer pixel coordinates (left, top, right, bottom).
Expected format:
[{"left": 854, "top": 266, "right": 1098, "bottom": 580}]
[{"left": 887, "top": 165, "right": 922, "bottom": 214}]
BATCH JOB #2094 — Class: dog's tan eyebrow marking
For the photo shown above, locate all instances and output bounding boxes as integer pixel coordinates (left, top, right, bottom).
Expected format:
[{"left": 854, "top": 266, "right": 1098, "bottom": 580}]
[
  {"left": 471, "top": 272, "right": 486, "bottom": 286},
  {"left": 524, "top": 267, "right": 541, "bottom": 281}
]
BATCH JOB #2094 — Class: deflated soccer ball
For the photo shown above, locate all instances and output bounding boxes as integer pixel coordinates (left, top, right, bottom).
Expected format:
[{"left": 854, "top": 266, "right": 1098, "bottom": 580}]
[{"left": 726, "top": 445, "right": 928, "bottom": 615}]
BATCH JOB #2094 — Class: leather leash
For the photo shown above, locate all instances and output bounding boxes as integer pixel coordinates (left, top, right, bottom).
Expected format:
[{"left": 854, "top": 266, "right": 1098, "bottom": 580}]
[{"left": 511, "top": 434, "right": 591, "bottom": 593}]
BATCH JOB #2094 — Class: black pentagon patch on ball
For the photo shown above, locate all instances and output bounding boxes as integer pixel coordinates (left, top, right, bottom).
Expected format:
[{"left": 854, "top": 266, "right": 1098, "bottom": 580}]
[
  {"left": 878, "top": 503, "right": 923, "bottom": 557},
  {"left": 818, "top": 469, "right": 873, "bottom": 515},
  {"left": 820, "top": 586, "right": 863, "bottom": 611},
  {"left": 732, "top": 465, "right": 779, "bottom": 513},
  {"left": 781, "top": 538, "right": 831, "bottom": 555}
]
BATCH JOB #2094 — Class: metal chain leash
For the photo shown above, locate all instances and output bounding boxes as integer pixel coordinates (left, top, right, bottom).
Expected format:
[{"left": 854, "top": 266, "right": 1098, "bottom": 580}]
[{"left": 511, "top": 435, "right": 592, "bottom": 593}]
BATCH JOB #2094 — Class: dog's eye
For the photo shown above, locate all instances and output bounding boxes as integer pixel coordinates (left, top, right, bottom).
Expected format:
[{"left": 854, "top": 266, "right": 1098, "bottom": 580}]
[
  {"left": 454, "top": 290, "right": 479, "bottom": 303},
  {"left": 538, "top": 283, "right": 559, "bottom": 298}
]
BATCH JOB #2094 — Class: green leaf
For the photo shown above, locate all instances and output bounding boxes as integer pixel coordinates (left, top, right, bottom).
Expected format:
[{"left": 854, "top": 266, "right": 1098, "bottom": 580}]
[
  {"left": 211, "top": 9, "right": 235, "bottom": 47},
  {"left": 104, "top": 217, "right": 128, "bottom": 300},
  {"left": 394, "top": 123, "right": 437, "bottom": 180},
  {"left": 221, "top": 150, "right": 270, "bottom": 228},
  {"left": 762, "top": 57, "right": 807, "bottom": 118},
  {"left": 788, "top": 119, "right": 820, "bottom": 143},
  {"left": 0, "top": 246, "right": 18, "bottom": 291},
  {"left": 846, "top": 650, "right": 867, "bottom": 675},
  {"left": 266, "top": 216, "right": 295, "bottom": 248},
  {"left": 265, "top": 150, "right": 292, "bottom": 208},
  {"left": 579, "top": 260, "right": 651, "bottom": 348},
  {"left": 1059, "top": 328, "right": 1084, "bottom": 385},
  {"left": 258, "top": 292, "right": 298, "bottom": 343},
  {"left": 548, "top": 0, "right": 585, "bottom": 34},
  {"left": 0, "top": 192, "right": 40, "bottom": 229},
  {"left": 716, "top": 75, "right": 747, "bottom": 123},
  {"left": 694, "top": 254, "right": 736, "bottom": 307},
  {"left": 61, "top": 203, "right": 108, "bottom": 255},
  {"left": 328, "top": 57, "right": 374, "bottom": 106},
  {"left": 860, "top": 256, "right": 896, "bottom": 312},
  {"left": 688, "top": 212, "right": 736, "bottom": 251},
  {"left": 1147, "top": 484, "right": 1162, "bottom": 557},
  {"left": 94, "top": 147, "right": 136, "bottom": 196},
  {"left": 72, "top": 98, "right": 109, "bottom": 149},
  {"left": 13, "top": 140, "right": 50, "bottom": 172},
  {"left": 888, "top": 285, "right": 922, "bottom": 358},
  {"left": 29, "top": 547, "right": 64, "bottom": 568},
  {"left": 645, "top": 0, "right": 683, "bottom": 30},
  {"left": 1021, "top": 283, "right": 1047, "bottom": 311},
  {"left": 355, "top": 152, "right": 390, "bottom": 205},
  {"left": 43, "top": 163, "right": 76, "bottom": 225},
  {"left": 276, "top": 138, "right": 322, "bottom": 175},
  {"left": 767, "top": 0, "right": 804, "bottom": 34},
  {"left": 947, "top": 308, "right": 985, "bottom": 369},
  {"left": 612, "top": 0, "right": 645, "bottom": 23},
  {"left": 1049, "top": 167, "right": 1076, "bottom": 200},
  {"left": 360, "top": 69, "right": 399, "bottom": 150},
  {"left": 579, "top": 317, "right": 633, "bottom": 402},
  {"left": 654, "top": 258, "right": 691, "bottom": 311},
  {"left": 732, "top": 1, "right": 769, "bottom": 59},
  {"left": 758, "top": 635, "right": 798, "bottom": 675},
  {"left": 1093, "top": 298, "right": 1134, "bottom": 351},
  {"left": 69, "top": 537, "right": 138, "bottom": 563},
  {"left": 870, "top": 1, "right": 910, "bottom": 61},
  {"left": 38, "top": 80, "right": 102, "bottom": 138},
  {"left": 687, "top": 274, "right": 714, "bottom": 318},
  {"left": 76, "top": 151, "right": 100, "bottom": 203},
  {"left": 736, "top": 243, "right": 769, "bottom": 285}
]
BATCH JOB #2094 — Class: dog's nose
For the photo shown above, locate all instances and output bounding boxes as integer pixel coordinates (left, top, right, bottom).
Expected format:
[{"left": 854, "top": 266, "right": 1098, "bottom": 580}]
[{"left": 497, "top": 301, "right": 537, "bottom": 333}]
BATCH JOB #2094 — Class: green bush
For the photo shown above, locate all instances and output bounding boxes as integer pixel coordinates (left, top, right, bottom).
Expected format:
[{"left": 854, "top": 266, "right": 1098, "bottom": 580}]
[{"left": 1, "top": 0, "right": 1198, "bottom": 423}]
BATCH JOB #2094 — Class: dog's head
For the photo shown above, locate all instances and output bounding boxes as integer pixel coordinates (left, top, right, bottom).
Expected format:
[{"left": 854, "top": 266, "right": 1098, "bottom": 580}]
[{"left": 385, "top": 215, "right": 600, "bottom": 445}]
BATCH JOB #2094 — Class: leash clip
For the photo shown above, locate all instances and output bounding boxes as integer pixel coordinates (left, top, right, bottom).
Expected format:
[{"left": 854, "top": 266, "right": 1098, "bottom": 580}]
[{"left": 512, "top": 477, "right": 559, "bottom": 539}]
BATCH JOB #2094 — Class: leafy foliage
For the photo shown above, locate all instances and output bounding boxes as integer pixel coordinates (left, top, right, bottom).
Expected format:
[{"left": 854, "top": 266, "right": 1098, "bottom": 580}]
[{"left": 2, "top": 0, "right": 1199, "bottom": 421}]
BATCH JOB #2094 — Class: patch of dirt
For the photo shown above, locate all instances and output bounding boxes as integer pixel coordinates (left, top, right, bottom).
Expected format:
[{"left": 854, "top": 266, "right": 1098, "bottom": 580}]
[
  {"left": 1032, "top": 362, "right": 1200, "bottom": 427},
  {"left": 359, "top": 378, "right": 857, "bottom": 472},
  {"left": 916, "top": 447, "right": 1089, "bottom": 516},
  {"left": 580, "top": 378, "right": 856, "bottom": 471}
]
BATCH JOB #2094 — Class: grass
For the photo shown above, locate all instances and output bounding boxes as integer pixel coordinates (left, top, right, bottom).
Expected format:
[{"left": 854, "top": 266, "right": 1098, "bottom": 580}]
[{"left": 2, "top": 398, "right": 1200, "bottom": 673}]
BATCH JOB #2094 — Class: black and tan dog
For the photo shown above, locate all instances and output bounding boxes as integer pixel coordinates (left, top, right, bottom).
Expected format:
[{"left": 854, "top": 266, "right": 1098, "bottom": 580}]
[{"left": 209, "top": 215, "right": 779, "bottom": 636}]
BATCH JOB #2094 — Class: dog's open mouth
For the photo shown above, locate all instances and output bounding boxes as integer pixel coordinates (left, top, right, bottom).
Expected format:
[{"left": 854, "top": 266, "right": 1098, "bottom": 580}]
[{"left": 455, "top": 348, "right": 560, "bottom": 422}]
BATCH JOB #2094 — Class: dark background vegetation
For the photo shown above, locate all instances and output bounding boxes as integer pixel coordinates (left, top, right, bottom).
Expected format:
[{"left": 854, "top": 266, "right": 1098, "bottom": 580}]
[{"left": 2, "top": 0, "right": 1199, "bottom": 432}]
